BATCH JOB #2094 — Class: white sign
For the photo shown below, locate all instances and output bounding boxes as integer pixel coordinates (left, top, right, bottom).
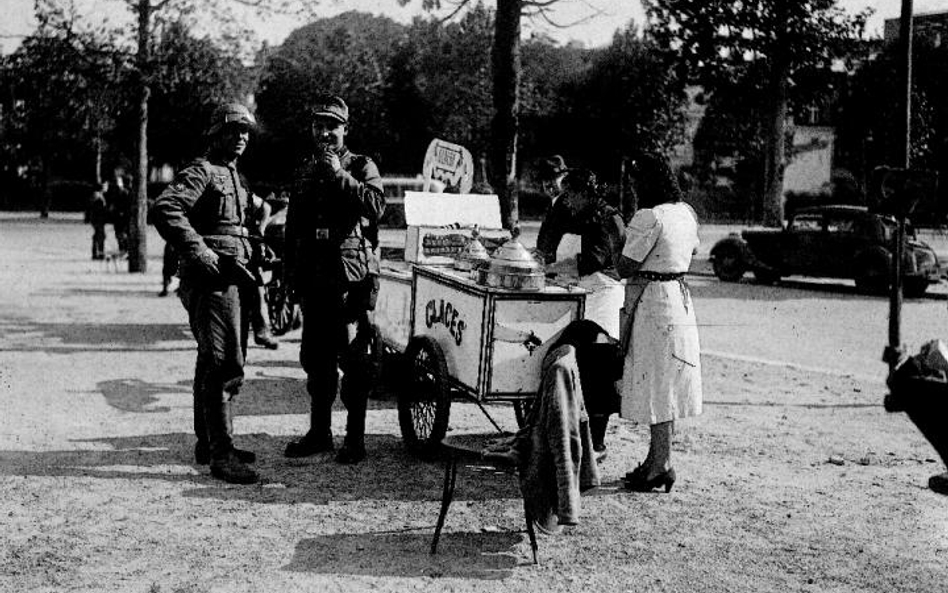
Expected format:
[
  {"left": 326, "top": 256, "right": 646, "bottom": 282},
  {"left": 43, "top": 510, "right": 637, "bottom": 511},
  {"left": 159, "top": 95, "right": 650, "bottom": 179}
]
[
  {"left": 422, "top": 138, "right": 474, "bottom": 194},
  {"left": 403, "top": 191, "right": 502, "bottom": 229}
]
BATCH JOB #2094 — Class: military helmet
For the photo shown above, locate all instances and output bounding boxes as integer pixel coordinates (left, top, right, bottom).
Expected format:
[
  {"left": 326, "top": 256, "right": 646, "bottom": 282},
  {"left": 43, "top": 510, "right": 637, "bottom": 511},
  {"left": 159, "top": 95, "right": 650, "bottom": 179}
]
[{"left": 207, "top": 103, "right": 256, "bottom": 136}]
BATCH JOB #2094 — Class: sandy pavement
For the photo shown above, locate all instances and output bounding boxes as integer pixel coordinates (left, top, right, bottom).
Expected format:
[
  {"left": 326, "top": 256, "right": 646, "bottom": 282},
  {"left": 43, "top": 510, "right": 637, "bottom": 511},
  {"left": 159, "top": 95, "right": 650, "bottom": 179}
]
[{"left": 0, "top": 215, "right": 946, "bottom": 593}]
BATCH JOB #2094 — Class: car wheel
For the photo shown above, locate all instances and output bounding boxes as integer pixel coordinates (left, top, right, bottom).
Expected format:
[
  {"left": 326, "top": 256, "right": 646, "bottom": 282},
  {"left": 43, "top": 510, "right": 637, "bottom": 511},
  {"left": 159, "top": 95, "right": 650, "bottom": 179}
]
[
  {"left": 753, "top": 268, "right": 781, "bottom": 285},
  {"left": 854, "top": 255, "right": 889, "bottom": 295},
  {"left": 904, "top": 278, "right": 930, "bottom": 298},
  {"left": 712, "top": 245, "right": 746, "bottom": 282}
]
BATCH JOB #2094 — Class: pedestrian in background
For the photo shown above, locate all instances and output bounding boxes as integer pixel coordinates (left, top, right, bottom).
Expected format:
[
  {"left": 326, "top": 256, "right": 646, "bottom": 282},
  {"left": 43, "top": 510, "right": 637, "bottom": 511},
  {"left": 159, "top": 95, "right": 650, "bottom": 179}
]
[
  {"left": 150, "top": 102, "right": 262, "bottom": 485},
  {"left": 106, "top": 174, "right": 130, "bottom": 253},
  {"left": 615, "top": 153, "right": 702, "bottom": 493},
  {"left": 283, "top": 94, "right": 385, "bottom": 464},
  {"left": 87, "top": 182, "right": 109, "bottom": 260}
]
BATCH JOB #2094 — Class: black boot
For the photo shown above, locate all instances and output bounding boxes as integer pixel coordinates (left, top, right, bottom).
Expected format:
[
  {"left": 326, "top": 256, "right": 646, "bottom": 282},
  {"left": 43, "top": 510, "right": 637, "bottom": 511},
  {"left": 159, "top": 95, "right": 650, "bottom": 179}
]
[
  {"left": 336, "top": 372, "right": 367, "bottom": 464},
  {"left": 211, "top": 451, "right": 259, "bottom": 484},
  {"left": 206, "top": 395, "right": 258, "bottom": 484},
  {"left": 194, "top": 442, "right": 256, "bottom": 465},
  {"left": 254, "top": 330, "right": 279, "bottom": 350},
  {"left": 285, "top": 387, "right": 335, "bottom": 458}
]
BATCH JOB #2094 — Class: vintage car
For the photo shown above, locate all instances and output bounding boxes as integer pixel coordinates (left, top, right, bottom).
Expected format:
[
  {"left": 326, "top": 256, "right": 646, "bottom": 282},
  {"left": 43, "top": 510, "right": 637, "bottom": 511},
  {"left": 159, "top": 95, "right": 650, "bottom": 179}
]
[{"left": 710, "top": 205, "right": 943, "bottom": 297}]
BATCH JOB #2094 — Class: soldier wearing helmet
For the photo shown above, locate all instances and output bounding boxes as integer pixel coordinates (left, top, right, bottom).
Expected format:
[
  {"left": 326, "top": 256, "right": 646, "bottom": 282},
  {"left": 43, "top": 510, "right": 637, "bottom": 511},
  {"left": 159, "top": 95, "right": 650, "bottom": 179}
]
[
  {"left": 283, "top": 94, "right": 385, "bottom": 464},
  {"left": 149, "top": 102, "right": 264, "bottom": 484}
]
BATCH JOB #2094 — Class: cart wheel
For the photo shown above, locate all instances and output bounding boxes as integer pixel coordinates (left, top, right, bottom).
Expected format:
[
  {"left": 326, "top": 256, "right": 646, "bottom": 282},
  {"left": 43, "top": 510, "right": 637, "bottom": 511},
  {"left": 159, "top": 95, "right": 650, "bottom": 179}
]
[
  {"left": 398, "top": 336, "right": 451, "bottom": 456},
  {"left": 267, "top": 273, "right": 299, "bottom": 336}
]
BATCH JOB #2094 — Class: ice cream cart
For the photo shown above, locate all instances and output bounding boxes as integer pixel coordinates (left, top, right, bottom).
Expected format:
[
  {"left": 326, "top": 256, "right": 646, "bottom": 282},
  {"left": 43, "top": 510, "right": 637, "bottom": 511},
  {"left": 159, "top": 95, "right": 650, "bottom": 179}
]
[{"left": 372, "top": 193, "right": 587, "bottom": 454}]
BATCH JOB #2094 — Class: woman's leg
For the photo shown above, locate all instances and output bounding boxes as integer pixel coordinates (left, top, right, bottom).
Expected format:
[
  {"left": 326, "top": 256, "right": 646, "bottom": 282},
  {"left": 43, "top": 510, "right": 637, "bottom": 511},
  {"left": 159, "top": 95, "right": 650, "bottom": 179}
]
[{"left": 648, "top": 420, "right": 674, "bottom": 475}]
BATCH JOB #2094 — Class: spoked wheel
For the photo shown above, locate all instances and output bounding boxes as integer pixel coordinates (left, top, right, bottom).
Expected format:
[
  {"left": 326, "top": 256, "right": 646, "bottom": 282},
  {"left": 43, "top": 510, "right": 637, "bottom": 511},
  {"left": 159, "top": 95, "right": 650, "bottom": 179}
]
[
  {"left": 398, "top": 335, "right": 451, "bottom": 456},
  {"left": 266, "top": 272, "right": 300, "bottom": 336}
]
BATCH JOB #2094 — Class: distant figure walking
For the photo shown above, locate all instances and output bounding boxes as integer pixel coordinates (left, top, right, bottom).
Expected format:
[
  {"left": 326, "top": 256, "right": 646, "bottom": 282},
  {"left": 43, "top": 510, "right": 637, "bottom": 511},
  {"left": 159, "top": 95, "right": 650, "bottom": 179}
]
[
  {"left": 106, "top": 175, "right": 130, "bottom": 253},
  {"left": 87, "top": 182, "right": 109, "bottom": 260}
]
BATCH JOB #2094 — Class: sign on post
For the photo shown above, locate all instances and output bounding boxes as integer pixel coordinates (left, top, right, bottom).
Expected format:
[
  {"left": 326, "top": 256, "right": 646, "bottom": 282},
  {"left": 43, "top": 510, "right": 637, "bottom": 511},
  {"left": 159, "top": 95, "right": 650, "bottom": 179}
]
[{"left": 422, "top": 138, "right": 474, "bottom": 194}]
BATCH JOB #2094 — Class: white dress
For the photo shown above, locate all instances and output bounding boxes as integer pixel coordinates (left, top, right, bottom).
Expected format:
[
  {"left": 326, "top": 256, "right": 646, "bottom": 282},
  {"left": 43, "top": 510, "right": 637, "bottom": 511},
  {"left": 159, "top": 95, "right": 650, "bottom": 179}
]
[{"left": 619, "top": 202, "right": 703, "bottom": 424}]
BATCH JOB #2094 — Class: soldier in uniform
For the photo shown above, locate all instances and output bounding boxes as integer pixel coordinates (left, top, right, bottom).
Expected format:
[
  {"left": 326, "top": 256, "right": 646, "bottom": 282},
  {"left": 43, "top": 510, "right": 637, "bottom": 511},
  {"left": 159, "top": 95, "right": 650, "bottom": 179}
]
[
  {"left": 283, "top": 95, "right": 385, "bottom": 465},
  {"left": 150, "top": 103, "right": 262, "bottom": 484}
]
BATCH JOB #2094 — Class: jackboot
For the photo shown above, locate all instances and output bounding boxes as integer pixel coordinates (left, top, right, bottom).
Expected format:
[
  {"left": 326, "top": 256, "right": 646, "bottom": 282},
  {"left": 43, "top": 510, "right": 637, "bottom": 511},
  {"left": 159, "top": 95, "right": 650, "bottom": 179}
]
[
  {"left": 285, "top": 386, "right": 335, "bottom": 458},
  {"left": 590, "top": 414, "right": 610, "bottom": 463},
  {"left": 205, "top": 392, "right": 258, "bottom": 484},
  {"left": 194, "top": 399, "right": 256, "bottom": 464},
  {"left": 336, "top": 374, "right": 367, "bottom": 464}
]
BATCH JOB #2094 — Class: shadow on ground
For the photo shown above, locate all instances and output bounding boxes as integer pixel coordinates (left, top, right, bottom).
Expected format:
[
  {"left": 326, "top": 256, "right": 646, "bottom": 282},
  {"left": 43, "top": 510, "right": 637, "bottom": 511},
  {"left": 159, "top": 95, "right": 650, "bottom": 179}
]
[
  {"left": 284, "top": 531, "right": 521, "bottom": 579},
  {"left": 0, "top": 432, "right": 523, "bottom": 506},
  {"left": 90, "top": 374, "right": 399, "bottom": 416},
  {"left": 0, "top": 320, "right": 193, "bottom": 353}
]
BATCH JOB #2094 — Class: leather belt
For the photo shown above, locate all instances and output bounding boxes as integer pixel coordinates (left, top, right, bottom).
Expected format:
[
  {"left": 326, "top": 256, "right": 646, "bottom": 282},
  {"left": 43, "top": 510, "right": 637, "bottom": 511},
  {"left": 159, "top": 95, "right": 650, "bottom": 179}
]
[
  {"left": 635, "top": 270, "right": 685, "bottom": 282},
  {"left": 203, "top": 225, "right": 249, "bottom": 238}
]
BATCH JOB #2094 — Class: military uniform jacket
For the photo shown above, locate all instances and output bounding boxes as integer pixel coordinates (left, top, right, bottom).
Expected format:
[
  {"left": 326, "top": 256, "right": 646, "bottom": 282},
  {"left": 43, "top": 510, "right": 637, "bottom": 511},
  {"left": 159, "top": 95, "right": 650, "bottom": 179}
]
[
  {"left": 285, "top": 147, "right": 384, "bottom": 290},
  {"left": 150, "top": 156, "right": 258, "bottom": 276}
]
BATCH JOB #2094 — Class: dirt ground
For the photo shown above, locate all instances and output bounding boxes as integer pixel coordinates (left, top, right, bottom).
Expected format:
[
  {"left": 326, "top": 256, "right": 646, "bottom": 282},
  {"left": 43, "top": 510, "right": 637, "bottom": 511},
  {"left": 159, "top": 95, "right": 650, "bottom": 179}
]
[{"left": 1, "top": 215, "right": 946, "bottom": 593}]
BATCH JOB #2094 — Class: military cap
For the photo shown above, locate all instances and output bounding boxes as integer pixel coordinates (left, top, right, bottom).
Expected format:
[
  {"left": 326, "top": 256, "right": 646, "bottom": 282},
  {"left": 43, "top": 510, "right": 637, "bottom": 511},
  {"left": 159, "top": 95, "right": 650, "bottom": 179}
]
[{"left": 309, "top": 95, "right": 349, "bottom": 124}]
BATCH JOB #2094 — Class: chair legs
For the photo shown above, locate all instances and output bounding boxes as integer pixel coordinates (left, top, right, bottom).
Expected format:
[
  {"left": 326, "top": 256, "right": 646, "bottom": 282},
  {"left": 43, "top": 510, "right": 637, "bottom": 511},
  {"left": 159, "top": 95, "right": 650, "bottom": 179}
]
[
  {"left": 522, "top": 500, "right": 539, "bottom": 564},
  {"left": 430, "top": 455, "right": 458, "bottom": 554},
  {"left": 430, "top": 452, "right": 539, "bottom": 564}
]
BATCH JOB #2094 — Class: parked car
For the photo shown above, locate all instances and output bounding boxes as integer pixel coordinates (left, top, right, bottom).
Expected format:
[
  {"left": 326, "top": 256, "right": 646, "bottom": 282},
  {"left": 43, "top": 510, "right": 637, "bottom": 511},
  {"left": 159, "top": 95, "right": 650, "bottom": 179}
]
[{"left": 710, "top": 205, "right": 943, "bottom": 297}]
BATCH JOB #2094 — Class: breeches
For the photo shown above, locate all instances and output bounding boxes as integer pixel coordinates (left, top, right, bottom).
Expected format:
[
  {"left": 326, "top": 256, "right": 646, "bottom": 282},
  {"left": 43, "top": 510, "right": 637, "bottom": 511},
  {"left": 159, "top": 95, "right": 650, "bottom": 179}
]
[
  {"left": 299, "top": 278, "right": 375, "bottom": 409},
  {"left": 179, "top": 279, "right": 250, "bottom": 399}
]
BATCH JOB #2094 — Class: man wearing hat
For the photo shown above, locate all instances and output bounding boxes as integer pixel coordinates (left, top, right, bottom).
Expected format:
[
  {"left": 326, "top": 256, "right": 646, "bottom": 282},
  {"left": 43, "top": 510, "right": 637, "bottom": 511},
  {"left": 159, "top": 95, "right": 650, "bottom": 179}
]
[
  {"left": 283, "top": 94, "right": 385, "bottom": 464},
  {"left": 538, "top": 154, "right": 569, "bottom": 207},
  {"left": 150, "top": 102, "right": 262, "bottom": 484}
]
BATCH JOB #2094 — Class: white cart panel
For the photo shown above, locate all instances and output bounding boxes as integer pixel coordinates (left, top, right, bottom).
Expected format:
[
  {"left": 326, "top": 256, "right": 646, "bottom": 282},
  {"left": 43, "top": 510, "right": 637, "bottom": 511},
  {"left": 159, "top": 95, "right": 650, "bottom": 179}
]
[
  {"left": 489, "top": 298, "right": 582, "bottom": 394},
  {"left": 374, "top": 270, "right": 413, "bottom": 351},
  {"left": 412, "top": 273, "right": 488, "bottom": 393}
]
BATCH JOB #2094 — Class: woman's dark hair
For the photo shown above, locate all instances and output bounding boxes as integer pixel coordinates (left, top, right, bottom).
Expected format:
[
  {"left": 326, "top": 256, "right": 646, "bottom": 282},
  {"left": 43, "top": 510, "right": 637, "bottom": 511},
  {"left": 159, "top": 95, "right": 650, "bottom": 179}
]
[
  {"left": 562, "top": 168, "right": 598, "bottom": 194},
  {"left": 630, "top": 153, "right": 682, "bottom": 209}
]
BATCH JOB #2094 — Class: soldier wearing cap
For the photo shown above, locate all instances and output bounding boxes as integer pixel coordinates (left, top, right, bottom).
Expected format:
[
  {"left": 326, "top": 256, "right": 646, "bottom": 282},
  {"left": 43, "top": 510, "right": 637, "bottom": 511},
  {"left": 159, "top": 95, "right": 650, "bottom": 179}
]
[
  {"left": 150, "top": 102, "right": 263, "bottom": 484},
  {"left": 283, "top": 94, "right": 385, "bottom": 464}
]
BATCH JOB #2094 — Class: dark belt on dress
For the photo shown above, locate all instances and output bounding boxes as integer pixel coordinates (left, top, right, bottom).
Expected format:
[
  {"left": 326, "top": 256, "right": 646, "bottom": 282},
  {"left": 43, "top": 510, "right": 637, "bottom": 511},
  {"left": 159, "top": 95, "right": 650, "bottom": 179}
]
[{"left": 634, "top": 270, "right": 685, "bottom": 282}]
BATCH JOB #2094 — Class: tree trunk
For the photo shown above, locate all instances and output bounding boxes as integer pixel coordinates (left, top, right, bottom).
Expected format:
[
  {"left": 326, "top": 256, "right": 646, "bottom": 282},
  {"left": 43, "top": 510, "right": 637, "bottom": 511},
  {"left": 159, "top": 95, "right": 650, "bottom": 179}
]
[
  {"left": 761, "top": 31, "right": 790, "bottom": 227},
  {"left": 129, "top": 0, "right": 151, "bottom": 273},
  {"left": 490, "top": 0, "right": 521, "bottom": 230}
]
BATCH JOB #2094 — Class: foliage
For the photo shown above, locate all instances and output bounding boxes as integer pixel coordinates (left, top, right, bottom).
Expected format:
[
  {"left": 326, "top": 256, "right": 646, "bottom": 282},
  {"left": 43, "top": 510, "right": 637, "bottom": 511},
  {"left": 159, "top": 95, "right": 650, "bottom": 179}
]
[
  {"left": 834, "top": 42, "right": 942, "bottom": 221},
  {"left": 643, "top": 0, "right": 870, "bottom": 224},
  {"left": 521, "top": 25, "right": 686, "bottom": 187},
  {"left": 380, "top": 5, "right": 495, "bottom": 175},
  {"left": 252, "top": 11, "right": 405, "bottom": 182},
  {"left": 0, "top": 13, "right": 127, "bottom": 180},
  {"left": 146, "top": 21, "right": 256, "bottom": 166}
]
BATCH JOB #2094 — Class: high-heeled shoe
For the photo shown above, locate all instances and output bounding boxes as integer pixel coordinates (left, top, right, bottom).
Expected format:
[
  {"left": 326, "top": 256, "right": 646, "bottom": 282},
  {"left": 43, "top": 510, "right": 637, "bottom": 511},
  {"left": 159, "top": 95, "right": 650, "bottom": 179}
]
[{"left": 623, "top": 467, "right": 676, "bottom": 493}]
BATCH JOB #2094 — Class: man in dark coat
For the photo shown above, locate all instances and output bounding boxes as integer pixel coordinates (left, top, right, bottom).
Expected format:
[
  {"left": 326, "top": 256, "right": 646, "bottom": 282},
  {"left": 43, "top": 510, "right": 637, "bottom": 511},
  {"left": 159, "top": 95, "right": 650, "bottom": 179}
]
[{"left": 283, "top": 94, "right": 385, "bottom": 464}]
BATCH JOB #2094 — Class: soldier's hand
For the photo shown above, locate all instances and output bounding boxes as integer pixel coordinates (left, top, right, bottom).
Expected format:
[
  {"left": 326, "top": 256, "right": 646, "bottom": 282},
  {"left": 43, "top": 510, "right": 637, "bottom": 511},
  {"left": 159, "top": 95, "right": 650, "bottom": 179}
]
[
  {"left": 317, "top": 149, "right": 341, "bottom": 173},
  {"left": 195, "top": 248, "right": 221, "bottom": 276}
]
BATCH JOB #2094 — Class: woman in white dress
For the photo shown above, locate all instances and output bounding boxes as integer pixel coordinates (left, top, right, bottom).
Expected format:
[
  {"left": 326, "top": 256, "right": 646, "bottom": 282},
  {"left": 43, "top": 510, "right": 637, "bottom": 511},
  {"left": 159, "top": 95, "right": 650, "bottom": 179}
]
[{"left": 615, "top": 154, "right": 702, "bottom": 493}]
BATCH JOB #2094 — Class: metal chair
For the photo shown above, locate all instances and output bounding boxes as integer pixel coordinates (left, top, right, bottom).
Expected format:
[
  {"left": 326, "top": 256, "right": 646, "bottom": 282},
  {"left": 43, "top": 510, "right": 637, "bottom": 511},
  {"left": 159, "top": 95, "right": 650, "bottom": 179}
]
[{"left": 430, "top": 435, "right": 539, "bottom": 564}]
